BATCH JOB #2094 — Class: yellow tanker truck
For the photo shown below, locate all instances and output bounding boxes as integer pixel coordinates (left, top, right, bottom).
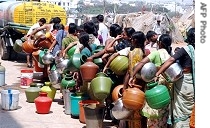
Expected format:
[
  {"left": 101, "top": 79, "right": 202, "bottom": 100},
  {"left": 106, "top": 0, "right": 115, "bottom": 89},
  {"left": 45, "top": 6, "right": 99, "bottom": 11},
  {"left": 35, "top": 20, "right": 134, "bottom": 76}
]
[{"left": 0, "top": 1, "right": 67, "bottom": 60}]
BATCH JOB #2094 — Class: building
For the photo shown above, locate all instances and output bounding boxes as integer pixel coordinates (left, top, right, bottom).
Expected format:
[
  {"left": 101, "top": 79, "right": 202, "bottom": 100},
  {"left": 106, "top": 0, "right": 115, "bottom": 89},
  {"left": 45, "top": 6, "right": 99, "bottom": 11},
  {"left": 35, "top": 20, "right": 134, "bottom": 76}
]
[{"left": 40, "top": 0, "right": 79, "bottom": 11}]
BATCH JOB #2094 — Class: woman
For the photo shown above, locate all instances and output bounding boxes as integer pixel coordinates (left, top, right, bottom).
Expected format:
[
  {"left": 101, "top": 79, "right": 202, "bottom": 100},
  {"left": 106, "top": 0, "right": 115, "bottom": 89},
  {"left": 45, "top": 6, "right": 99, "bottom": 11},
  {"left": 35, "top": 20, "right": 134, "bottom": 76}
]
[
  {"left": 102, "top": 31, "right": 147, "bottom": 128},
  {"left": 86, "top": 23, "right": 123, "bottom": 63},
  {"left": 62, "top": 32, "right": 93, "bottom": 58},
  {"left": 61, "top": 23, "right": 79, "bottom": 58},
  {"left": 83, "top": 21, "right": 100, "bottom": 46},
  {"left": 155, "top": 28, "right": 195, "bottom": 128},
  {"left": 105, "top": 27, "right": 135, "bottom": 53},
  {"left": 48, "top": 24, "right": 67, "bottom": 56},
  {"left": 129, "top": 34, "right": 173, "bottom": 128}
]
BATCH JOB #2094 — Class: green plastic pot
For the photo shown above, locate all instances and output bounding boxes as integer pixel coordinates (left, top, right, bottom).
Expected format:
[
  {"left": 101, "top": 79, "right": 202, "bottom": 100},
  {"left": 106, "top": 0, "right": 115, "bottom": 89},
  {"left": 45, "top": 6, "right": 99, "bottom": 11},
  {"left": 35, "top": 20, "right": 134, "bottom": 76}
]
[
  {"left": 90, "top": 72, "right": 112, "bottom": 100},
  {"left": 109, "top": 55, "right": 129, "bottom": 76},
  {"left": 61, "top": 74, "right": 76, "bottom": 89},
  {"left": 67, "top": 45, "right": 76, "bottom": 58},
  {"left": 25, "top": 83, "right": 41, "bottom": 103},
  {"left": 39, "top": 49, "right": 48, "bottom": 65},
  {"left": 145, "top": 82, "right": 171, "bottom": 109},
  {"left": 93, "top": 58, "right": 103, "bottom": 66},
  {"left": 13, "top": 39, "right": 23, "bottom": 53},
  {"left": 68, "top": 53, "right": 87, "bottom": 72}
]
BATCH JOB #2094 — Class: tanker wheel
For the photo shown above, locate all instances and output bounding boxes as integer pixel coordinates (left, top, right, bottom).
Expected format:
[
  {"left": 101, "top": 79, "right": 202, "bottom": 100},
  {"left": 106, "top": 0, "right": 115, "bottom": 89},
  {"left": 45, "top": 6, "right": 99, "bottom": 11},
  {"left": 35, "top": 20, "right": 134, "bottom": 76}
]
[{"left": 0, "top": 37, "right": 10, "bottom": 60}]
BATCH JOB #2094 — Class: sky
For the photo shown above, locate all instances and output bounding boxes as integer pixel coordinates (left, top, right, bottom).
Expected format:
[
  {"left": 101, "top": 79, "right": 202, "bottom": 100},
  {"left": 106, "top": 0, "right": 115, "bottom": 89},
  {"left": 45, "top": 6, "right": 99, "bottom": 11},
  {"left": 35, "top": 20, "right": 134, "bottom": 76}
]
[{"left": 107, "top": 0, "right": 193, "bottom": 4}]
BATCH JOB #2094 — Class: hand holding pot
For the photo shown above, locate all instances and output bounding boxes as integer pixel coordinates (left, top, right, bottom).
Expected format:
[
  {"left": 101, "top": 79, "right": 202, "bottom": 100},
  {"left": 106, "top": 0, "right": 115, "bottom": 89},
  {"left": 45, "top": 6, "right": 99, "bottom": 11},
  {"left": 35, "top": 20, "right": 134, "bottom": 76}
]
[
  {"left": 102, "top": 66, "right": 108, "bottom": 73},
  {"left": 128, "top": 77, "right": 136, "bottom": 87}
]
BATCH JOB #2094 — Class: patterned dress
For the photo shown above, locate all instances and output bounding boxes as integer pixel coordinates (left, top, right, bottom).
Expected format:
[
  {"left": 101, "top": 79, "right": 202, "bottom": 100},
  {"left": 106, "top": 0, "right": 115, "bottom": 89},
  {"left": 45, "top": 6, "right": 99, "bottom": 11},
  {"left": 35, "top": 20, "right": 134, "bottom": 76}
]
[{"left": 127, "top": 48, "right": 144, "bottom": 128}]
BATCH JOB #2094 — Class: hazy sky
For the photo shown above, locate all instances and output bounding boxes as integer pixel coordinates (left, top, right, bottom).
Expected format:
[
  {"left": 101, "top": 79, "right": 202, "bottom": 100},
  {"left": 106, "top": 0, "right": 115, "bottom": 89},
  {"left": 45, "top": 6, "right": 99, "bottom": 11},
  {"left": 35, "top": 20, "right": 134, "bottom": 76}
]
[{"left": 107, "top": 0, "right": 193, "bottom": 4}]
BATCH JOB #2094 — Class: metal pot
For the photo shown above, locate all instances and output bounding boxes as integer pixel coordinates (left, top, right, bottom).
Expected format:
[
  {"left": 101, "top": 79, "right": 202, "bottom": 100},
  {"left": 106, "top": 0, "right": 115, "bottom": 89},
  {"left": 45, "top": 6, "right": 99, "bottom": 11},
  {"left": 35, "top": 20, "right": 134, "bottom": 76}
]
[
  {"left": 111, "top": 98, "right": 134, "bottom": 120},
  {"left": 42, "top": 52, "right": 55, "bottom": 65},
  {"left": 55, "top": 57, "right": 70, "bottom": 74},
  {"left": 164, "top": 62, "right": 183, "bottom": 82},
  {"left": 48, "top": 70, "right": 60, "bottom": 85},
  {"left": 135, "top": 62, "right": 157, "bottom": 82}
]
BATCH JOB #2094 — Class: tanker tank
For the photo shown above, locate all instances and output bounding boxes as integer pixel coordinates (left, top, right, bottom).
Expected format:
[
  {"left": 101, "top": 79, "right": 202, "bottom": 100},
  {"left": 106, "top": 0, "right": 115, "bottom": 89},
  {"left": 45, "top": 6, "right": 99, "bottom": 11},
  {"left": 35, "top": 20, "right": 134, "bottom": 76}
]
[
  {"left": 0, "top": 1, "right": 67, "bottom": 60},
  {"left": 0, "top": 1, "right": 67, "bottom": 28}
]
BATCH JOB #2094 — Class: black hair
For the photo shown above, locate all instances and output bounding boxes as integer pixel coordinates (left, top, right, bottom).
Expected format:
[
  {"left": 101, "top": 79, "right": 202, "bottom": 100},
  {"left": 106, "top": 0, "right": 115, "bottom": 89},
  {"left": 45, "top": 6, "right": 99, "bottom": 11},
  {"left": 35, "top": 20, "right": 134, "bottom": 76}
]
[
  {"left": 68, "top": 23, "right": 77, "bottom": 34},
  {"left": 77, "top": 24, "right": 84, "bottom": 32},
  {"left": 96, "top": 14, "right": 104, "bottom": 22},
  {"left": 87, "top": 20, "right": 99, "bottom": 37},
  {"left": 124, "top": 27, "right": 136, "bottom": 38},
  {"left": 59, "top": 24, "right": 65, "bottom": 30},
  {"left": 131, "top": 31, "right": 146, "bottom": 53},
  {"left": 52, "top": 17, "right": 61, "bottom": 24},
  {"left": 83, "top": 21, "right": 96, "bottom": 34},
  {"left": 146, "top": 30, "right": 157, "bottom": 40},
  {"left": 39, "top": 18, "right": 46, "bottom": 24},
  {"left": 109, "top": 24, "right": 122, "bottom": 38},
  {"left": 186, "top": 28, "right": 195, "bottom": 48},
  {"left": 159, "top": 34, "right": 172, "bottom": 54},
  {"left": 53, "top": 23, "right": 60, "bottom": 30},
  {"left": 79, "top": 32, "right": 92, "bottom": 52}
]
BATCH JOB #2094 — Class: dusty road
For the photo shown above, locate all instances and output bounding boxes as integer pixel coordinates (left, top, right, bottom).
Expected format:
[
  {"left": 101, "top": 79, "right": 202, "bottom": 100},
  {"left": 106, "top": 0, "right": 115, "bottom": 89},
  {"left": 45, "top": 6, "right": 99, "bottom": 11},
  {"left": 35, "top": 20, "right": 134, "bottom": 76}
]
[{"left": 0, "top": 57, "right": 116, "bottom": 128}]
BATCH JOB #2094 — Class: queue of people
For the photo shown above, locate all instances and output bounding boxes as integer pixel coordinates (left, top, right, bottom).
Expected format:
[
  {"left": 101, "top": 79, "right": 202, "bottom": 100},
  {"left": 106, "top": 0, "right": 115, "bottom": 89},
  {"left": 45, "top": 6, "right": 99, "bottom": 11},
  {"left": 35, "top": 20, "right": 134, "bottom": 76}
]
[{"left": 23, "top": 14, "right": 195, "bottom": 128}]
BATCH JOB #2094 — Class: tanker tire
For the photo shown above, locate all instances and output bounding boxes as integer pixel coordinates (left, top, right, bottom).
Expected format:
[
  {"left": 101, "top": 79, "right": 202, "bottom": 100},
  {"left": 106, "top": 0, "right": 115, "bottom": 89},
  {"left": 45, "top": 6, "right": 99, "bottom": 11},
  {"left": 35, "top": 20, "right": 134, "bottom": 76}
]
[{"left": 0, "top": 37, "right": 10, "bottom": 60}]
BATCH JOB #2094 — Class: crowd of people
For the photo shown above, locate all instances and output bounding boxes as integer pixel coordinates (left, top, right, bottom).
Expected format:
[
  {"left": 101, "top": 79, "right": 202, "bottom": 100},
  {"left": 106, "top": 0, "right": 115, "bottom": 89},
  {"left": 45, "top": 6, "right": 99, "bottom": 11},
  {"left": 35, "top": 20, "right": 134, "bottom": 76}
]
[{"left": 26, "top": 14, "right": 195, "bottom": 128}]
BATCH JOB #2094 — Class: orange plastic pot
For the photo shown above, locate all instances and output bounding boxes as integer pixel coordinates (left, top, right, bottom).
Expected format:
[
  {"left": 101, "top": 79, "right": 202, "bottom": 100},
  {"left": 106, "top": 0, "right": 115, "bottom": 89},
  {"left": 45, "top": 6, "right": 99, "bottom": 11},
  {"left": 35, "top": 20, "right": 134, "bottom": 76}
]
[
  {"left": 80, "top": 58, "right": 99, "bottom": 82},
  {"left": 122, "top": 85, "right": 145, "bottom": 110},
  {"left": 22, "top": 40, "right": 38, "bottom": 54},
  {"left": 38, "top": 39, "right": 52, "bottom": 49},
  {"left": 32, "top": 50, "right": 44, "bottom": 72},
  {"left": 112, "top": 84, "right": 124, "bottom": 102},
  {"left": 79, "top": 100, "right": 99, "bottom": 124},
  {"left": 33, "top": 60, "right": 44, "bottom": 72}
]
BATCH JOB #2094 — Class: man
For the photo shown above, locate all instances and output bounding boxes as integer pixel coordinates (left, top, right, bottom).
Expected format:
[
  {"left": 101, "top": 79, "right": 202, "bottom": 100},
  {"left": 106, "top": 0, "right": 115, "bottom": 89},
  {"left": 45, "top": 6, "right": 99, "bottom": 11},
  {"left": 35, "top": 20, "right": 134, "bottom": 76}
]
[
  {"left": 152, "top": 15, "right": 165, "bottom": 35},
  {"left": 145, "top": 30, "right": 159, "bottom": 54},
  {"left": 26, "top": 18, "right": 47, "bottom": 39},
  {"left": 25, "top": 18, "right": 46, "bottom": 68},
  {"left": 96, "top": 14, "right": 109, "bottom": 46}
]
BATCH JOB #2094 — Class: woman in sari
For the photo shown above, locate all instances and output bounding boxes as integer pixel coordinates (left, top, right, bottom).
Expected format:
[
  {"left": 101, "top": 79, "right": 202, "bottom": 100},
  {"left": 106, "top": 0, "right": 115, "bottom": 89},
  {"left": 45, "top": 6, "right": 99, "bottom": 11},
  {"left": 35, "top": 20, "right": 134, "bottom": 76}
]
[
  {"left": 155, "top": 28, "right": 195, "bottom": 128},
  {"left": 129, "top": 34, "right": 173, "bottom": 128},
  {"left": 102, "top": 31, "right": 146, "bottom": 128}
]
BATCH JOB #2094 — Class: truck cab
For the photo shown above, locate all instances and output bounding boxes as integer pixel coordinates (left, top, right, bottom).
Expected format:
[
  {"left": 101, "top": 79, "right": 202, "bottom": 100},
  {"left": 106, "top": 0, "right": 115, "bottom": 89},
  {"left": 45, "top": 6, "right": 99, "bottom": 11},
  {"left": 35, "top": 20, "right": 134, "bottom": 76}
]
[{"left": 0, "top": 1, "right": 67, "bottom": 60}]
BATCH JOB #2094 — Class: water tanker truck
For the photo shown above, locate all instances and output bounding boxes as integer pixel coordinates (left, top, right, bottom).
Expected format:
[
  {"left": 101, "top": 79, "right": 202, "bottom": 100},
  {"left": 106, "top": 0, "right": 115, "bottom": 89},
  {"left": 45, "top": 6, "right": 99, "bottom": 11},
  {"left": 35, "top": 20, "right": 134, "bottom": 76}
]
[{"left": 0, "top": 1, "right": 67, "bottom": 60}]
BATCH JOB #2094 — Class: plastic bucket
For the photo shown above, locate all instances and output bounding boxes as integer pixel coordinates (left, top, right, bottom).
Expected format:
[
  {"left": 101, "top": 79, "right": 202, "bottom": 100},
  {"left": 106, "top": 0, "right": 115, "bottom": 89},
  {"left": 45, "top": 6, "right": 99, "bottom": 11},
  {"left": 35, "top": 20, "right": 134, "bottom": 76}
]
[
  {"left": 20, "top": 69, "right": 33, "bottom": 88},
  {"left": 79, "top": 100, "right": 99, "bottom": 124},
  {"left": 70, "top": 93, "right": 89, "bottom": 117},
  {"left": 83, "top": 104, "right": 105, "bottom": 128},
  {"left": 1, "top": 89, "right": 20, "bottom": 110}
]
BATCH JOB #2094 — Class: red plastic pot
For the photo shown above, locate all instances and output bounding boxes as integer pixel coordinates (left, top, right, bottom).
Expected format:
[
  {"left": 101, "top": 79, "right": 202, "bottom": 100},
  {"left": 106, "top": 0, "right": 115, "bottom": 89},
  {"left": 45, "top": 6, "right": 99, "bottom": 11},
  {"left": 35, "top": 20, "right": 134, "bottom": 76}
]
[{"left": 34, "top": 92, "right": 52, "bottom": 114}]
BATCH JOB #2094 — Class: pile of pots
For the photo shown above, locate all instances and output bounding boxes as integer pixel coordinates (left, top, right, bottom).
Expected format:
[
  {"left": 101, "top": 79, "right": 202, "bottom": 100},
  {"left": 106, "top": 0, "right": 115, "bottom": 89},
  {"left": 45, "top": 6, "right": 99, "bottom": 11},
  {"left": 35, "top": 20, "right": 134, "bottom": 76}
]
[{"left": 18, "top": 36, "right": 182, "bottom": 126}]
